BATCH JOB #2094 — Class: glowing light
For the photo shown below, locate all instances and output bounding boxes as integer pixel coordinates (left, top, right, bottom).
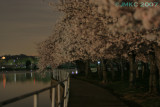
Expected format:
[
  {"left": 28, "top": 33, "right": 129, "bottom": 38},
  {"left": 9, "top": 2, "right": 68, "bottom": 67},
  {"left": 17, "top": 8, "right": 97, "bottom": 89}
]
[
  {"left": 75, "top": 70, "right": 78, "bottom": 74},
  {"left": 72, "top": 71, "right": 74, "bottom": 74},
  {"left": 2, "top": 66, "right": 5, "bottom": 69},
  {"left": 98, "top": 61, "right": 100, "bottom": 64},
  {"left": 1, "top": 56, "right": 5, "bottom": 60}
]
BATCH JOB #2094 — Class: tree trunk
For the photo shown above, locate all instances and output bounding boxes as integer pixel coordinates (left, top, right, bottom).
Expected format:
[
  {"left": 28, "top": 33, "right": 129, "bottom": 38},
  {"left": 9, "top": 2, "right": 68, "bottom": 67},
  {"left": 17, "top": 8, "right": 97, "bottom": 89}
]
[
  {"left": 97, "top": 63, "right": 102, "bottom": 80},
  {"left": 141, "top": 62, "right": 145, "bottom": 79},
  {"left": 125, "top": 61, "right": 130, "bottom": 80},
  {"left": 120, "top": 59, "right": 124, "bottom": 81},
  {"left": 149, "top": 52, "right": 158, "bottom": 94},
  {"left": 84, "top": 60, "right": 90, "bottom": 78},
  {"left": 135, "top": 61, "right": 139, "bottom": 79},
  {"left": 117, "top": 64, "right": 121, "bottom": 81},
  {"left": 128, "top": 52, "right": 136, "bottom": 87},
  {"left": 101, "top": 59, "right": 107, "bottom": 83},
  {"left": 154, "top": 46, "right": 160, "bottom": 91},
  {"left": 75, "top": 60, "right": 85, "bottom": 75},
  {"left": 110, "top": 63, "right": 115, "bottom": 81}
]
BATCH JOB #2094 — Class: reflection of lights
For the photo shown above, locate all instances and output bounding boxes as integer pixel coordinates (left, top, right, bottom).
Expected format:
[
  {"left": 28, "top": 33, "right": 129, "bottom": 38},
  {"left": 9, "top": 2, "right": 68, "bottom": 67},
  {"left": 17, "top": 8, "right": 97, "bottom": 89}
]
[
  {"left": 75, "top": 70, "right": 78, "bottom": 74},
  {"left": 3, "top": 74, "right": 6, "bottom": 88},
  {"left": 1, "top": 56, "right": 5, "bottom": 59},
  {"left": 14, "top": 73, "right": 16, "bottom": 83},
  {"left": 98, "top": 61, "right": 100, "bottom": 64},
  {"left": 2, "top": 66, "right": 5, "bottom": 69},
  {"left": 72, "top": 71, "right": 74, "bottom": 74},
  {"left": 34, "top": 78, "right": 35, "bottom": 85}
]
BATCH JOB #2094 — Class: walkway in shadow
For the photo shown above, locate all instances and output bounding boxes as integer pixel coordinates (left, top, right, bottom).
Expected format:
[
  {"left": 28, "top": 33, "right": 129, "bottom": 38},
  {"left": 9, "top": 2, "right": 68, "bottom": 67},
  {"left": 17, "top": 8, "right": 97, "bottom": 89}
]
[{"left": 69, "top": 78, "right": 128, "bottom": 107}]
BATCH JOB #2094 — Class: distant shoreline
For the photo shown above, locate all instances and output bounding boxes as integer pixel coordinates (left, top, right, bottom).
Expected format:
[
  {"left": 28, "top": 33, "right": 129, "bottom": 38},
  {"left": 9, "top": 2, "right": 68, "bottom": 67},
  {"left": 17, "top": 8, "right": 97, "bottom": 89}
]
[{"left": 0, "top": 70, "right": 37, "bottom": 74}]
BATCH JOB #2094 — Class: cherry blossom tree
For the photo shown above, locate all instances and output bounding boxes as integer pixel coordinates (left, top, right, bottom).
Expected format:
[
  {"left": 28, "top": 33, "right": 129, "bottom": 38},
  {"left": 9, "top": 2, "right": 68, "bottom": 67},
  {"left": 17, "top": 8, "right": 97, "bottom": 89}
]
[
  {"left": 38, "top": 0, "right": 160, "bottom": 92},
  {"left": 90, "top": 0, "right": 160, "bottom": 92}
]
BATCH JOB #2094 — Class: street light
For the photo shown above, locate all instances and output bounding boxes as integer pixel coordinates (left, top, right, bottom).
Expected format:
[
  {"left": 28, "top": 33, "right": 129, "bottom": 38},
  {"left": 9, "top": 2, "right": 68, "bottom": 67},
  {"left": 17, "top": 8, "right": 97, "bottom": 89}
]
[
  {"left": 1, "top": 56, "right": 5, "bottom": 60},
  {"left": 98, "top": 61, "right": 100, "bottom": 65}
]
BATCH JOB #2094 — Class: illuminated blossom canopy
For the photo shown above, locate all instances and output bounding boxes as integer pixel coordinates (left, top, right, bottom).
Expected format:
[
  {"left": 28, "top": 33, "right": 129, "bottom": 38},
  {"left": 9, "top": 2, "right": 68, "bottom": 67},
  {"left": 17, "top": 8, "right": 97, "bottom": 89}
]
[
  {"left": 38, "top": 0, "right": 160, "bottom": 69},
  {"left": 90, "top": 0, "right": 160, "bottom": 45}
]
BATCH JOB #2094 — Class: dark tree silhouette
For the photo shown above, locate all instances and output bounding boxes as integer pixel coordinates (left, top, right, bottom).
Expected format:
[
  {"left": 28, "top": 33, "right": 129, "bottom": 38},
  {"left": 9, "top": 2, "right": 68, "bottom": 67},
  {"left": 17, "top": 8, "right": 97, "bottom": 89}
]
[{"left": 26, "top": 60, "right": 31, "bottom": 69}]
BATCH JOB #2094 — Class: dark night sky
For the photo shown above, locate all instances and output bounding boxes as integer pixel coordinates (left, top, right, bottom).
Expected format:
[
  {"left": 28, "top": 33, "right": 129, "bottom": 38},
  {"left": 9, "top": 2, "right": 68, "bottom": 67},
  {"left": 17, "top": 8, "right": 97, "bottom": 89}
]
[{"left": 0, "top": 0, "right": 61, "bottom": 56}]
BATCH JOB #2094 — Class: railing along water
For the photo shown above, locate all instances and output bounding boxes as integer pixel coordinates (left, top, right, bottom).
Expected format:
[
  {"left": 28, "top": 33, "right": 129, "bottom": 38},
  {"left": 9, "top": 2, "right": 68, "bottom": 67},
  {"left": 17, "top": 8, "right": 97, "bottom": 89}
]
[{"left": 0, "top": 69, "right": 72, "bottom": 107}]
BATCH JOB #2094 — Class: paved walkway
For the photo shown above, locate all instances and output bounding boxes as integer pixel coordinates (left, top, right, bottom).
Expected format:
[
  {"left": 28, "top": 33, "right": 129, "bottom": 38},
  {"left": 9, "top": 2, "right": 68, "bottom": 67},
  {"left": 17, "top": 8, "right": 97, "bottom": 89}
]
[{"left": 69, "top": 78, "right": 128, "bottom": 107}]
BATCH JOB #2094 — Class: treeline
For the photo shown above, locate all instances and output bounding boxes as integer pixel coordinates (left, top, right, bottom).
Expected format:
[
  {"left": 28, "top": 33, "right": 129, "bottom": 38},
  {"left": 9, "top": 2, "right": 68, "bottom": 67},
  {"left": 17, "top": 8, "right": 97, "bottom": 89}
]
[
  {"left": 75, "top": 56, "right": 159, "bottom": 94},
  {"left": 0, "top": 54, "right": 38, "bottom": 70}
]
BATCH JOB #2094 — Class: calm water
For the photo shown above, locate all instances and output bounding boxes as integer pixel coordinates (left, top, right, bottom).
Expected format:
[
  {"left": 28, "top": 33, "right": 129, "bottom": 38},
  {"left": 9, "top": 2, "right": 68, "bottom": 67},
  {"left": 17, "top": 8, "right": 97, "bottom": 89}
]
[{"left": 0, "top": 71, "right": 53, "bottom": 107}]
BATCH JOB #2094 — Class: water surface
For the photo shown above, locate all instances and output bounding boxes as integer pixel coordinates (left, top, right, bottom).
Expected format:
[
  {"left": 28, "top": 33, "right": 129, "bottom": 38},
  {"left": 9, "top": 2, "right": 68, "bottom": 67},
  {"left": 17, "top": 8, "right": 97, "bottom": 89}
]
[{"left": 0, "top": 71, "right": 53, "bottom": 107}]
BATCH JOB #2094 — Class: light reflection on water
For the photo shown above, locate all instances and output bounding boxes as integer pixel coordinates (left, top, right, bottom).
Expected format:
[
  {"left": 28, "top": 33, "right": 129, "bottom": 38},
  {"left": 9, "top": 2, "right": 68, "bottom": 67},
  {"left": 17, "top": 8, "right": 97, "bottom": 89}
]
[{"left": 0, "top": 71, "right": 53, "bottom": 107}]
